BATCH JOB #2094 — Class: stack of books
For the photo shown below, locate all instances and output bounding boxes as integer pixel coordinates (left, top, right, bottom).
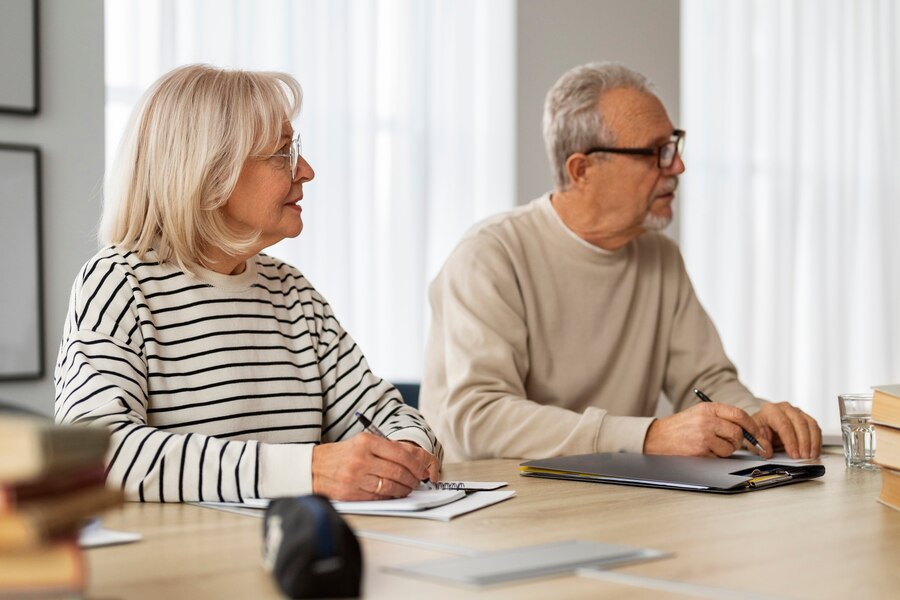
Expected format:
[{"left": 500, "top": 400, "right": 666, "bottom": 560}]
[
  {"left": 0, "top": 415, "right": 123, "bottom": 596},
  {"left": 873, "top": 385, "right": 900, "bottom": 511}
]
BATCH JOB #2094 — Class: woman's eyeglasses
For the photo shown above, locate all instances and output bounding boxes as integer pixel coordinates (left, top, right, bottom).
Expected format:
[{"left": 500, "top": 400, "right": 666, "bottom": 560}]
[{"left": 254, "top": 133, "right": 303, "bottom": 179}]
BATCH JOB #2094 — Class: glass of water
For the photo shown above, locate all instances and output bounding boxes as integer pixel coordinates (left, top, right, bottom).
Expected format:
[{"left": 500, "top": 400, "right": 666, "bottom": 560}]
[{"left": 838, "top": 393, "right": 878, "bottom": 470}]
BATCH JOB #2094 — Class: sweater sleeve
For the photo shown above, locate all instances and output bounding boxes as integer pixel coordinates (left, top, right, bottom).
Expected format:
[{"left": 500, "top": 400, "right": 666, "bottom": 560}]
[
  {"left": 424, "top": 234, "right": 640, "bottom": 460},
  {"left": 53, "top": 256, "right": 306, "bottom": 502},
  {"left": 662, "top": 241, "right": 766, "bottom": 415},
  {"left": 313, "top": 296, "right": 442, "bottom": 461}
]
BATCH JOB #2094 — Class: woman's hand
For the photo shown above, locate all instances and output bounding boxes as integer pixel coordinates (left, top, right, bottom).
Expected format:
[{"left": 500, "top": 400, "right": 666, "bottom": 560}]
[{"left": 311, "top": 433, "right": 440, "bottom": 500}]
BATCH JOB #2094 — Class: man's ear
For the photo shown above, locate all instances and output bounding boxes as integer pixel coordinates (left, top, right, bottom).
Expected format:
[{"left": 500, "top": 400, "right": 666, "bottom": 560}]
[{"left": 565, "top": 153, "right": 591, "bottom": 187}]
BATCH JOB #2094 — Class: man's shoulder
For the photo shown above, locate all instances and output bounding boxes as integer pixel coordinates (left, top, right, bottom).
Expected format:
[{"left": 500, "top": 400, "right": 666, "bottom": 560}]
[
  {"left": 635, "top": 231, "right": 683, "bottom": 258},
  {"left": 457, "top": 196, "right": 549, "bottom": 250},
  {"left": 631, "top": 233, "right": 692, "bottom": 285}
]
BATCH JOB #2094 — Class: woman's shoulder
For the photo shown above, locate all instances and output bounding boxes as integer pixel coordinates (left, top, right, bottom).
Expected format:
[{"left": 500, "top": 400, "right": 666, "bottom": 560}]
[
  {"left": 77, "top": 246, "right": 177, "bottom": 285},
  {"left": 68, "top": 247, "right": 181, "bottom": 325},
  {"left": 254, "top": 253, "right": 325, "bottom": 301},
  {"left": 81, "top": 245, "right": 135, "bottom": 267},
  {"left": 73, "top": 248, "right": 202, "bottom": 311},
  {"left": 254, "top": 252, "right": 305, "bottom": 282}
]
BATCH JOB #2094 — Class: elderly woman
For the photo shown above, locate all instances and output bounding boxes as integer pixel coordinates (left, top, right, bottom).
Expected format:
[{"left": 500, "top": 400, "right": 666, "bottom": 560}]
[{"left": 54, "top": 64, "right": 441, "bottom": 503}]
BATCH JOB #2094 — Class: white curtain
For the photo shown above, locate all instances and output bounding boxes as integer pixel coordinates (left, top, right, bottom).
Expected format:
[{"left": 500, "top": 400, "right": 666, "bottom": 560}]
[
  {"left": 105, "top": 0, "right": 515, "bottom": 382},
  {"left": 680, "top": 0, "right": 900, "bottom": 432}
]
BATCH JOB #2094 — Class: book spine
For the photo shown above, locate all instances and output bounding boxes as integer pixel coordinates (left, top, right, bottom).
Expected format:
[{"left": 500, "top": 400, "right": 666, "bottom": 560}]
[
  {"left": 0, "top": 486, "right": 123, "bottom": 551},
  {"left": 0, "top": 539, "right": 84, "bottom": 591},
  {"left": 0, "top": 464, "right": 107, "bottom": 513},
  {"left": 872, "top": 389, "right": 900, "bottom": 427},
  {"left": 0, "top": 419, "right": 109, "bottom": 483},
  {"left": 38, "top": 427, "right": 110, "bottom": 474}
]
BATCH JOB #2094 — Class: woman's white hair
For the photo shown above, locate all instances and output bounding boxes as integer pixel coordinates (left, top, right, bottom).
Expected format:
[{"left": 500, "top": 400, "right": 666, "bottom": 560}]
[
  {"left": 100, "top": 64, "right": 302, "bottom": 271},
  {"left": 543, "top": 61, "right": 654, "bottom": 190}
]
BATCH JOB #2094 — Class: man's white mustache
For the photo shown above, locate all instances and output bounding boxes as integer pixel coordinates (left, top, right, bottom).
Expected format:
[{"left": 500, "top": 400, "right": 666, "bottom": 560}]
[{"left": 660, "top": 178, "right": 678, "bottom": 195}]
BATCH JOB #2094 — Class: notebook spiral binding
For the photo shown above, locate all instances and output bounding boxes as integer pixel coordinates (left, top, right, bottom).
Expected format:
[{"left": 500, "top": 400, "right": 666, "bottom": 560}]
[{"left": 432, "top": 481, "right": 465, "bottom": 490}]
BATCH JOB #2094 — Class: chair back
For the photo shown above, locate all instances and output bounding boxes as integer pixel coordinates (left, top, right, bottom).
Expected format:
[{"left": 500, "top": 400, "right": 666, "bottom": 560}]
[{"left": 392, "top": 382, "right": 420, "bottom": 410}]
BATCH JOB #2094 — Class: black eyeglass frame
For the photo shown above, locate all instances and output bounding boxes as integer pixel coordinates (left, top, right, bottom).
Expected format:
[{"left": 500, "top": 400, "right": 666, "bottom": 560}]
[{"left": 581, "top": 128, "right": 685, "bottom": 169}]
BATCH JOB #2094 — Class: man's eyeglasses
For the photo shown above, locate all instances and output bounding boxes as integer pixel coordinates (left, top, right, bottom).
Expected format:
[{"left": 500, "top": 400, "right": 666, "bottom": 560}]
[
  {"left": 255, "top": 133, "right": 303, "bottom": 179},
  {"left": 582, "top": 129, "right": 685, "bottom": 169}
]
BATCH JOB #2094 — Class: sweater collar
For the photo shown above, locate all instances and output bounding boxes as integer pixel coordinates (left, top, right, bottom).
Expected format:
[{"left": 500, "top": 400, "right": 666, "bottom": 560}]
[
  {"left": 538, "top": 193, "right": 631, "bottom": 262},
  {"left": 188, "top": 257, "right": 259, "bottom": 291}
]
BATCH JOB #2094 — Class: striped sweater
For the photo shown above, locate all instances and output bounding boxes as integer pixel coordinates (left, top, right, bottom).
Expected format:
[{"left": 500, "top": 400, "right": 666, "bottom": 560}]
[{"left": 54, "top": 246, "right": 441, "bottom": 502}]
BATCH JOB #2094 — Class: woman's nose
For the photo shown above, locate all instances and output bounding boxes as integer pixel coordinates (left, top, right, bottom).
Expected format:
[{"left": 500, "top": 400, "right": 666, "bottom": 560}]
[{"left": 294, "top": 156, "right": 315, "bottom": 183}]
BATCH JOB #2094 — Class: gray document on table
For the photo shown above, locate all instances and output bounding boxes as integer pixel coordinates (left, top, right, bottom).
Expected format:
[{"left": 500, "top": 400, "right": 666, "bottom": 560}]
[{"left": 389, "top": 540, "right": 668, "bottom": 587}]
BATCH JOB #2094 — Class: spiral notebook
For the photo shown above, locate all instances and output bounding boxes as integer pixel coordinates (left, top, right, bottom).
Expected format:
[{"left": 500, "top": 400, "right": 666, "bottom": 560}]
[
  {"left": 424, "top": 481, "right": 507, "bottom": 491},
  {"left": 332, "top": 489, "right": 464, "bottom": 512},
  {"left": 194, "top": 481, "right": 512, "bottom": 520}
]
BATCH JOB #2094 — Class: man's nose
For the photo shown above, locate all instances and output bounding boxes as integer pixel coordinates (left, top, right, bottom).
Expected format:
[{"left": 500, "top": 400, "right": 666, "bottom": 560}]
[{"left": 665, "top": 151, "right": 685, "bottom": 175}]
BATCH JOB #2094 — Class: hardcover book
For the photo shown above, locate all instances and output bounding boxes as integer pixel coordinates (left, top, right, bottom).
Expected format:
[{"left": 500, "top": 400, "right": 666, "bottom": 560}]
[
  {"left": 0, "top": 416, "right": 109, "bottom": 483},
  {"left": 0, "top": 485, "right": 123, "bottom": 550},
  {"left": 0, "top": 539, "right": 84, "bottom": 595}
]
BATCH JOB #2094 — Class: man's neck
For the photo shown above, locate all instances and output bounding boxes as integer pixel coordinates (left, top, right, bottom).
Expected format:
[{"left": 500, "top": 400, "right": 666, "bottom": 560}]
[{"left": 550, "top": 190, "right": 640, "bottom": 251}]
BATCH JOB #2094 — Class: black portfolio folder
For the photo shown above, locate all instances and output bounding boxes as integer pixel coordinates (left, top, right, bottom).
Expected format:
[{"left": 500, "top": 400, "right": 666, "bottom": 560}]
[{"left": 519, "top": 453, "right": 826, "bottom": 493}]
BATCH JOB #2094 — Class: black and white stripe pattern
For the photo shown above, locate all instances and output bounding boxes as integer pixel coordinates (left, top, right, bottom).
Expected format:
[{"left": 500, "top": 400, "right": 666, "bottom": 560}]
[{"left": 55, "top": 247, "right": 440, "bottom": 502}]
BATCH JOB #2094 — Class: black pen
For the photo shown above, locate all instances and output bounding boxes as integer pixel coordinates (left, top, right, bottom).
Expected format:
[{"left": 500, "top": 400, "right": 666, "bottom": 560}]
[
  {"left": 355, "top": 411, "right": 436, "bottom": 489},
  {"left": 692, "top": 388, "right": 767, "bottom": 455},
  {"left": 354, "top": 411, "right": 388, "bottom": 439}
]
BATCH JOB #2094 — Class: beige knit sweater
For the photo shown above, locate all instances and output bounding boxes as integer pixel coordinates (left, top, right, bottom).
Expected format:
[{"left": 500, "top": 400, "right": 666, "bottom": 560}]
[{"left": 421, "top": 194, "right": 764, "bottom": 461}]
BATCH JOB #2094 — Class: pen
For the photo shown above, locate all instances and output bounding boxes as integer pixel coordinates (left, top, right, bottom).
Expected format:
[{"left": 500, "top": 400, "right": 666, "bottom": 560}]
[
  {"left": 355, "top": 411, "right": 436, "bottom": 489},
  {"left": 692, "top": 388, "right": 767, "bottom": 455},
  {"left": 354, "top": 411, "right": 388, "bottom": 438}
]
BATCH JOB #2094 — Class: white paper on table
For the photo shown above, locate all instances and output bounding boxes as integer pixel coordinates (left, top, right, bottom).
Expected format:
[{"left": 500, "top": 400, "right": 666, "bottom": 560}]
[
  {"left": 79, "top": 519, "right": 143, "bottom": 548},
  {"left": 730, "top": 449, "right": 822, "bottom": 465},
  {"left": 195, "top": 490, "right": 516, "bottom": 521}
]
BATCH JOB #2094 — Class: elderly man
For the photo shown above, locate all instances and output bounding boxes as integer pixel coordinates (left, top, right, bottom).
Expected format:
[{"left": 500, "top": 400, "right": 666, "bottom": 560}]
[{"left": 420, "top": 62, "right": 821, "bottom": 462}]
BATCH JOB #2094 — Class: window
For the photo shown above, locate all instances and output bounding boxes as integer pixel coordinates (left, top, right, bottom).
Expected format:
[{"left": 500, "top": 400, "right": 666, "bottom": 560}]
[
  {"left": 681, "top": 0, "right": 900, "bottom": 431},
  {"left": 105, "top": 0, "right": 515, "bottom": 381}
]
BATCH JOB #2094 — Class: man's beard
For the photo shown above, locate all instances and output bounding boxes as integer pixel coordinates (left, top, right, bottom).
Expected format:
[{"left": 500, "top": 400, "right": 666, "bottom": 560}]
[
  {"left": 642, "top": 209, "right": 672, "bottom": 231},
  {"left": 643, "top": 178, "right": 677, "bottom": 231}
]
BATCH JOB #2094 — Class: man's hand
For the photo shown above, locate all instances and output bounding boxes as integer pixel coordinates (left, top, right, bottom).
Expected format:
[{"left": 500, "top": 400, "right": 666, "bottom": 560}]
[
  {"left": 311, "top": 433, "right": 440, "bottom": 500},
  {"left": 751, "top": 402, "right": 821, "bottom": 459},
  {"left": 644, "top": 401, "right": 774, "bottom": 458}
]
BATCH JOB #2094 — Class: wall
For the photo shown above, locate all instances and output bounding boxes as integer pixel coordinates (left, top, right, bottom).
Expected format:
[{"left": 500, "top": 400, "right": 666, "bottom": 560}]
[
  {"left": 516, "top": 0, "right": 681, "bottom": 202},
  {"left": 0, "top": 0, "right": 105, "bottom": 414},
  {"left": 0, "top": 0, "right": 680, "bottom": 412}
]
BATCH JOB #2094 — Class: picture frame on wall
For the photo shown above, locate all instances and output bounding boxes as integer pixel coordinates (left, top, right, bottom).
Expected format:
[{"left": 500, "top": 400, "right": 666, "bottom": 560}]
[
  {"left": 0, "top": 144, "right": 44, "bottom": 379},
  {"left": 0, "top": 0, "right": 40, "bottom": 114}
]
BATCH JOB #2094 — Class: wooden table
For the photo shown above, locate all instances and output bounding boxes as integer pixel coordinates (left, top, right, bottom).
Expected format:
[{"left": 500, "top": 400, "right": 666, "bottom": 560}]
[{"left": 87, "top": 453, "right": 900, "bottom": 599}]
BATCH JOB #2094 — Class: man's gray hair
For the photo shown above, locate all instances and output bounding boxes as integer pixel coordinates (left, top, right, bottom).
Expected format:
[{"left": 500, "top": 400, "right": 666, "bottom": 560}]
[{"left": 543, "top": 62, "right": 654, "bottom": 190}]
